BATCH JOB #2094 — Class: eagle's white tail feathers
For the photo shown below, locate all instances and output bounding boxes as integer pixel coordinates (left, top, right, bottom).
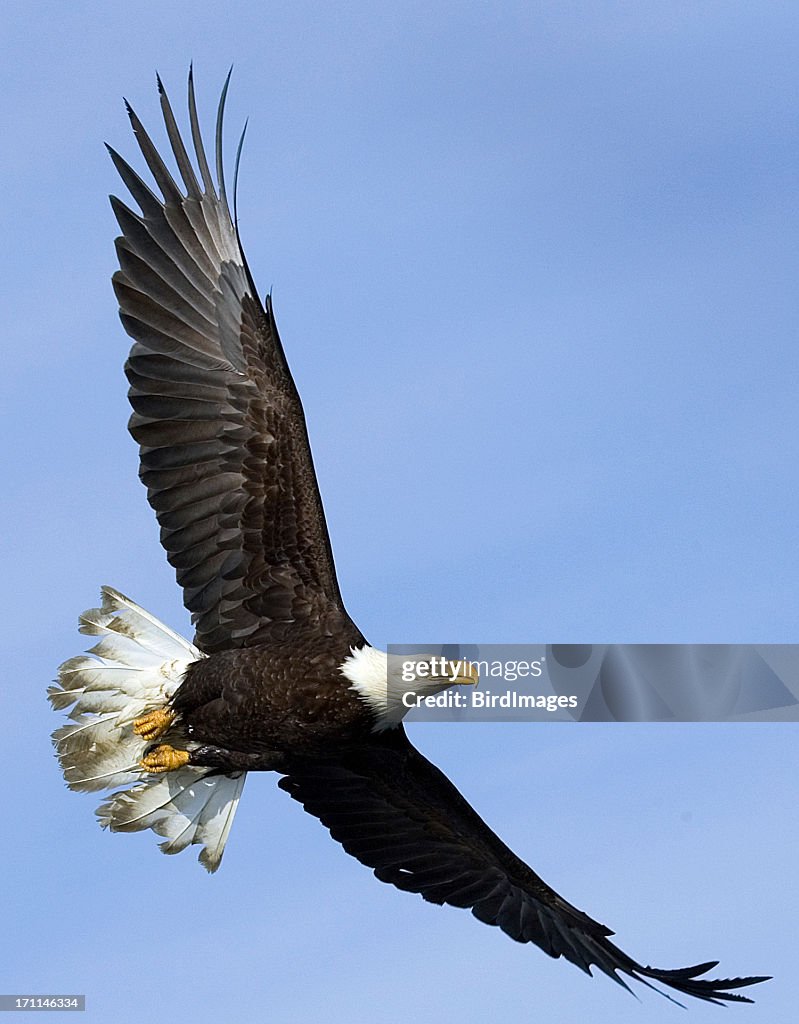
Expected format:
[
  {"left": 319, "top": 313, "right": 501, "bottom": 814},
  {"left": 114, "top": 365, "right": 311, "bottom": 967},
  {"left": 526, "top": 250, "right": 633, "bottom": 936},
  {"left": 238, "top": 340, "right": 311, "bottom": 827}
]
[
  {"left": 50, "top": 587, "right": 246, "bottom": 872},
  {"left": 97, "top": 769, "right": 246, "bottom": 873}
]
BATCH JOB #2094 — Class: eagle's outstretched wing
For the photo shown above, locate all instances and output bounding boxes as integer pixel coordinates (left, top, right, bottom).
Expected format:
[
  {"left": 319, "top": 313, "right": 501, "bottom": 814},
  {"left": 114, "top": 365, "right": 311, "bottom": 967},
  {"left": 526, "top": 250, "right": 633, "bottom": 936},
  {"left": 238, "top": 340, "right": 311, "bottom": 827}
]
[
  {"left": 109, "top": 70, "right": 359, "bottom": 653},
  {"left": 279, "top": 730, "right": 769, "bottom": 1006}
]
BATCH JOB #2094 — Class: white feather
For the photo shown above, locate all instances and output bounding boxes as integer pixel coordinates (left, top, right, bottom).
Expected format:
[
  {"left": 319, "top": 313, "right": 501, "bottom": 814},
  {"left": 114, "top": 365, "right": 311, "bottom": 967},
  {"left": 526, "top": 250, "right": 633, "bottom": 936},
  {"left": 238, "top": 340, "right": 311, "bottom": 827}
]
[
  {"left": 51, "top": 587, "right": 246, "bottom": 871},
  {"left": 96, "top": 770, "right": 246, "bottom": 872},
  {"left": 343, "top": 646, "right": 473, "bottom": 731},
  {"left": 79, "top": 586, "right": 199, "bottom": 659}
]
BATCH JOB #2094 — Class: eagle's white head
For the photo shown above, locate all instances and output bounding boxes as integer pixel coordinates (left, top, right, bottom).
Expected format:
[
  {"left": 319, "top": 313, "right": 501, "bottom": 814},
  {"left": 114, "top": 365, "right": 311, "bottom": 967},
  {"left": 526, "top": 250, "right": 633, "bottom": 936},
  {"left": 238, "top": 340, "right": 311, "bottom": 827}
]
[{"left": 342, "top": 646, "right": 479, "bottom": 731}]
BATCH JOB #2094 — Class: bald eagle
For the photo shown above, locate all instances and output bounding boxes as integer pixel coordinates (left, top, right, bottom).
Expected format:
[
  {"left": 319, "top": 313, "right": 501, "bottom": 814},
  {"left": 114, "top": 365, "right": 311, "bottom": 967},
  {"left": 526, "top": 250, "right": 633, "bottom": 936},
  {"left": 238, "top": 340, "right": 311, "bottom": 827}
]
[{"left": 50, "top": 71, "right": 767, "bottom": 1007}]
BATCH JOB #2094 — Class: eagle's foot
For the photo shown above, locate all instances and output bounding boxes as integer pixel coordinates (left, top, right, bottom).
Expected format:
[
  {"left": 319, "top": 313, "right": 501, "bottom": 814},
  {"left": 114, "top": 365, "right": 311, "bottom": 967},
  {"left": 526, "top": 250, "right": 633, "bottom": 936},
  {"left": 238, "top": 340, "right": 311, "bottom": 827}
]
[
  {"left": 140, "top": 744, "right": 190, "bottom": 773},
  {"left": 133, "top": 707, "right": 176, "bottom": 741}
]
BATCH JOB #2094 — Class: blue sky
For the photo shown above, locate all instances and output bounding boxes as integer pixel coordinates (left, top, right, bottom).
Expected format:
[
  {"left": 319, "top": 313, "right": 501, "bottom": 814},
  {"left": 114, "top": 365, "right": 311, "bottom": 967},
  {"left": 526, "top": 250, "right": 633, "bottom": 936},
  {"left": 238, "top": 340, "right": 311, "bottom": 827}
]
[{"left": 3, "top": 1, "right": 797, "bottom": 1020}]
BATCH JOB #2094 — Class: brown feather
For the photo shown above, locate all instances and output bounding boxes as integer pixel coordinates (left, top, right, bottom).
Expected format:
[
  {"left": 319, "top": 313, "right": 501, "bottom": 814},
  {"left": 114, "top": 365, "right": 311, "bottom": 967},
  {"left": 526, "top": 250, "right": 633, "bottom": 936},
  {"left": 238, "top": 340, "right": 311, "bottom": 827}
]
[{"left": 110, "top": 74, "right": 357, "bottom": 654}]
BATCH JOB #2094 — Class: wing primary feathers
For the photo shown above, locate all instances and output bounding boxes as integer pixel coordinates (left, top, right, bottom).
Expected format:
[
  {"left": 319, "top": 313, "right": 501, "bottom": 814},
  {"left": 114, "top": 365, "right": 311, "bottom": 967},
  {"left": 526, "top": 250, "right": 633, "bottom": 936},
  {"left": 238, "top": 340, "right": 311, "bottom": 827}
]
[
  {"left": 106, "top": 145, "right": 162, "bottom": 219},
  {"left": 157, "top": 72, "right": 202, "bottom": 199},
  {"left": 215, "top": 67, "right": 234, "bottom": 220},
  {"left": 231, "top": 118, "right": 264, "bottom": 309},
  {"left": 108, "top": 68, "right": 358, "bottom": 649},
  {"left": 188, "top": 64, "right": 216, "bottom": 196},
  {"left": 233, "top": 118, "right": 248, "bottom": 227},
  {"left": 279, "top": 732, "right": 770, "bottom": 1006},
  {"left": 125, "top": 101, "right": 183, "bottom": 206}
]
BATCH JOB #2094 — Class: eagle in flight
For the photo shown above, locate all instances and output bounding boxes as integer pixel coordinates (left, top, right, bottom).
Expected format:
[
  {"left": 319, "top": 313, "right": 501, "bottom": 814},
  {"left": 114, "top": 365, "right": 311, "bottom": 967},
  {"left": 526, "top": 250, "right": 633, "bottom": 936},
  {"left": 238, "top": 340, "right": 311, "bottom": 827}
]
[{"left": 50, "top": 70, "right": 768, "bottom": 1007}]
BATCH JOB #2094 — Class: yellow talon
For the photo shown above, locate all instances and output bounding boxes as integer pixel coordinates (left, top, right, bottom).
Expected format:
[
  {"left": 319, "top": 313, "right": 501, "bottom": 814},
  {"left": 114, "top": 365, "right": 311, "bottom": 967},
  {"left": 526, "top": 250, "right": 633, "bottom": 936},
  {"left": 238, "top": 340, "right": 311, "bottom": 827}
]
[
  {"left": 133, "top": 708, "right": 175, "bottom": 741},
  {"left": 140, "top": 744, "right": 190, "bottom": 773}
]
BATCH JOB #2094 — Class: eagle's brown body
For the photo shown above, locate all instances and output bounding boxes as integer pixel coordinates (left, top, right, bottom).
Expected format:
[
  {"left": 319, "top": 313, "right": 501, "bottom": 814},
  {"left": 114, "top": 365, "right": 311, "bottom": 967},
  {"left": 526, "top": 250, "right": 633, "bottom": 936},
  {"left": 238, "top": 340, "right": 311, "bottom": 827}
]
[{"left": 174, "top": 627, "right": 372, "bottom": 763}]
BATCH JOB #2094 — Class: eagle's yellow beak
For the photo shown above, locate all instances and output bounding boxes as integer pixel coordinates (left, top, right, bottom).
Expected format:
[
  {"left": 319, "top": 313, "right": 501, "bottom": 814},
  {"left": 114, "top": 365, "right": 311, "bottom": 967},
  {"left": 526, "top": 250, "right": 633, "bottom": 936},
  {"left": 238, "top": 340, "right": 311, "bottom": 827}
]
[{"left": 446, "top": 660, "right": 480, "bottom": 687}]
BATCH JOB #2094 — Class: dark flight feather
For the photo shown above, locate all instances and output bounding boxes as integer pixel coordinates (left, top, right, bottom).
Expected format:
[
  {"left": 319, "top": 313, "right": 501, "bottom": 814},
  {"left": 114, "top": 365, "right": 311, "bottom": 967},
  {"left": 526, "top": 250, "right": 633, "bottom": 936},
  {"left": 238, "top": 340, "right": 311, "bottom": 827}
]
[
  {"left": 280, "top": 729, "right": 769, "bottom": 1007},
  {"left": 109, "top": 72, "right": 355, "bottom": 653}
]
